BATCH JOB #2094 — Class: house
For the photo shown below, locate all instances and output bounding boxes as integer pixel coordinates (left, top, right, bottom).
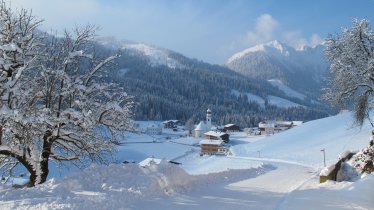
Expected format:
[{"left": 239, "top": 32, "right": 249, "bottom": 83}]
[
  {"left": 258, "top": 121, "right": 275, "bottom": 135},
  {"left": 145, "top": 124, "right": 162, "bottom": 135},
  {"left": 223, "top": 124, "right": 240, "bottom": 132},
  {"left": 199, "top": 139, "right": 228, "bottom": 155},
  {"left": 258, "top": 120, "right": 303, "bottom": 135},
  {"left": 162, "top": 120, "right": 179, "bottom": 128},
  {"left": 194, "top": 109, "right": 212, "bottom": 137},
  {"left": 204, "top": 131, "right": 230, "bottom": 143}
]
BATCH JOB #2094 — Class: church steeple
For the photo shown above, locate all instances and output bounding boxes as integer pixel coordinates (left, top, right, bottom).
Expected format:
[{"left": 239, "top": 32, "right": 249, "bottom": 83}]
[{"left": 206, "top": 108, "right": 212, "bottom": 129}]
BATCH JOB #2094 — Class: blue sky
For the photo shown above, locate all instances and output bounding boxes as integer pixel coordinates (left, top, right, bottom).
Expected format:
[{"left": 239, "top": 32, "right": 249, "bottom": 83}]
[{"left": 10, "top": 0, "right": 374, "bottom": 64}]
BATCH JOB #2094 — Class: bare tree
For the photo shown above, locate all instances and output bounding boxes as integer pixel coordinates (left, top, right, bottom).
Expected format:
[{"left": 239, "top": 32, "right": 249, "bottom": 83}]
[
  {"left": 0, "top": 2, "right": 134, "bottom": 187},
  {"left": 0, "top": 1, "right": 42, "bottom": 185},
  {"left": 185, "top": 118, "right": 195, "bottom": 136},
  {"left": 323, "top": 19, "right": 374, "bottom": 126}
]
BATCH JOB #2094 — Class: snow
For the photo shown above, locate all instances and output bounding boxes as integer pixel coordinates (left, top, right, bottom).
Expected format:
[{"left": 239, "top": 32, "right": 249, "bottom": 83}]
[
  {"left": 268, "top": 95, "right": 303, "bottom": 108},
  {"left": 203, "top": 131, "right": 226, "bottom": 138},
  {"left": 231, "top": 89, "right": 265, "bottom": 106},
  {"left": 231, "top": 89, "right": 303, "bottom": 108},
  {"left": 121, "top": 43, "right": 183, "bottom": 69},
  {"left": 138, "top": 157, "right": 163, "bottom": 167},
  {"left": 199, "top": 139, "right": 223, "bottom": 145},
  {"left": 268, "top": 79, "right": 306, "bottom": 100},
  {"left": 1, "top": 111, "right": 374, "bottom": 209},
  {"left": 227, "top": 40, "right": 290, "bottom": 63},
  {"left": 281, "top": 174, "right": 374, "bottom": 210},
  {"left": 231, "top": 111, "right": 371, "bottom": 167}
]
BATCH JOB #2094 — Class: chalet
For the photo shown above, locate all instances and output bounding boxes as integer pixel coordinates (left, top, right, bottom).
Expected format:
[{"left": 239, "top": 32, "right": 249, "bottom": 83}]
[
  {"left": 223, "top": 124, "right": 240, "bottom": 132},
  {"left": 204, "top": 131, "right": 230, "bottom": 143},
  {"left": 162, "top": 120, "right": 179, "bottom": 128},
  {"left": 145, "top": 124, "right": 162, "bottom": 135},
  {"left": 199, "top": 139, "right": 228, "bottom": 155}
]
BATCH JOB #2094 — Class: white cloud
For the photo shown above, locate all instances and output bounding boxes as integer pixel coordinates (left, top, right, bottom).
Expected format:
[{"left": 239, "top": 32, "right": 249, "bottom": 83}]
[
  {"left": 240, "top": 14, "right": 279, "bottom": 46},
  {"left": 235, "top": 13, "right": 323, "bottom": 50},
  {"left": 282, "top": 31, "right": 323, "bottom": 49}
]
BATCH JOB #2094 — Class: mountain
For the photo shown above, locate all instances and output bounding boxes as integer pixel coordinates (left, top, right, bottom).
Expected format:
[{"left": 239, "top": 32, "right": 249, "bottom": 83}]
[
  {"left": 226, "top": 40, "right": 329, "bottom": 99},
  {"left": 95, "top": 38, "right": 330, "bottom": 127}
]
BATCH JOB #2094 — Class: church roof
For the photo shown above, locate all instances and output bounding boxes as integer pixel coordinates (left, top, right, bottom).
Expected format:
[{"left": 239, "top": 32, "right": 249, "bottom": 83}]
[{"left": 194, "top": 121, "right": 207, "bottom": 131}]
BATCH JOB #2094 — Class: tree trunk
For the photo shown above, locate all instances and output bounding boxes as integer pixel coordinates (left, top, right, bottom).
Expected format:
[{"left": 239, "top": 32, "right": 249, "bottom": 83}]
[
  {"left": 15, "top": 156, "right": 38, "bottom": 187},
  {"left": 39, "top": 130, "right": 53, "bottom": 184},
  {"left": 0, "top": 125, "right": 2, "bottom": 145}
]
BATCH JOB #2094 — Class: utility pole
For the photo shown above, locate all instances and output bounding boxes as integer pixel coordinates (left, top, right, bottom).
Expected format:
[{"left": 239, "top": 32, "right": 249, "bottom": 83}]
[{"left": 320, "top": 149, "right": 326, "bottom": 167}]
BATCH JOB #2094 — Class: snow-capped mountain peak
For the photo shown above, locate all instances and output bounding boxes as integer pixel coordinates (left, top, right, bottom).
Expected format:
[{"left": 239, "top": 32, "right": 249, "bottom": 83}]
[
  {"left": 225, "top": 40, "right": 328, "bottom": 100},
  {"left": 227, "top": 40, "right": 290, "bottom": 63}
]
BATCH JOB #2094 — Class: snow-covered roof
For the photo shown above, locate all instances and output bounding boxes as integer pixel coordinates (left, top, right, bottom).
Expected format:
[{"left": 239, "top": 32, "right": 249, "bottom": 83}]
[
  {"left": 292, "top": 121, "right": 303, "bottom": 126},
  {"left": 258, "top": 122, "right": 275, "bottom": 128},
  {"left": 277, "top": 121, "right": 293, "bottom": 126},
  {"left": 195, "top": 121, "right": 207, "bottom": 131},
  {"left": 319, "top": 164, "right": 336, "bottom": 176},
  {"left": 138, "top": 158, "right": 163, "bottom": 167},
  {"left": 199, "top": 139, "right": 224, "bottom": 145},
  {"left": 162, "top": 120, "right": 179, "bottom": 124},
  {"left": 224, "top": 124, "right": 236, "bottom": 127},
  {"left": 204, "top": 131, "right": 227, "bottom": 137}
]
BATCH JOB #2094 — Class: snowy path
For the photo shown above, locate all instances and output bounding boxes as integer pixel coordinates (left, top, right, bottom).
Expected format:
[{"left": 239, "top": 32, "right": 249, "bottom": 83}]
[{"left": 131, "top": 162, "right": 316, "bottom": 210}]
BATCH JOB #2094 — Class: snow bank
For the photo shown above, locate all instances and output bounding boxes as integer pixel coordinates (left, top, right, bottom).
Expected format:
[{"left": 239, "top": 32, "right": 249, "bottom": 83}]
[
  {"left": 282, "top": 174, "right": 374, "bottom": 210},
  {"left": 0, "top": 162, "right": 268, "bottom": 209}
]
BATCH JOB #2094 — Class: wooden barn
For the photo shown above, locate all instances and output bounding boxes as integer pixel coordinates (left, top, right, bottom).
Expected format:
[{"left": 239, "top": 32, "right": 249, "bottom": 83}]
[
  {"left": 204, "top": 131, "right": 230, "bottom": 143},
  {"left": 199, "top": 140, "right": 228, "bottom": 155},
  {"left": 223, "top": 124, "right": 240, "bottom": 132}
]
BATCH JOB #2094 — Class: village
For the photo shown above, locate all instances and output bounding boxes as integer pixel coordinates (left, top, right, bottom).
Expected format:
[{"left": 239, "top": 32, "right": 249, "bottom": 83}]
[{"left": 130, "top": 109, "right": 303, "bottom": 161}]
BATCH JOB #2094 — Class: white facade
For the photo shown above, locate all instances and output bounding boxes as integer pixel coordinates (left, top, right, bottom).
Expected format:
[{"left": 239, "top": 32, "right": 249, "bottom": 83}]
[
  {"left": 146, "top": 124, "right": 162, "bottom": 135},
  {"left": 193, "top": 109, "right": 213, "bottom": 137}
]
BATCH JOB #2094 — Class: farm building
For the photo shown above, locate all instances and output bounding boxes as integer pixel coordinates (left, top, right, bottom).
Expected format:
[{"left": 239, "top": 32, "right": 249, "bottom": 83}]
[{"left": 199, "top": 139, "right": 228, "bottom": 155}]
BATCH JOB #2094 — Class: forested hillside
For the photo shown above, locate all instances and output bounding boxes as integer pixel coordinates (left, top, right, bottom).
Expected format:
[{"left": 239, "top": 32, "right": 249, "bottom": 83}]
[{"left": 102, "top": 43, "right": 330, "bottom": 127}]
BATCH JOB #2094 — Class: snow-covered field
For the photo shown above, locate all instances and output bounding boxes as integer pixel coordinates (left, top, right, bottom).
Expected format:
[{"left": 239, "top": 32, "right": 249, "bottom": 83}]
[{"left": 0, "top": 111, "right": 373, "bottom": 209}]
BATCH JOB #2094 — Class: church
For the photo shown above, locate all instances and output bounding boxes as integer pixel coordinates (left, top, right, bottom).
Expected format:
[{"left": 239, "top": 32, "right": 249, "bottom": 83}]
[{"left": 193, "top": 109, "right": 212, "bottom": 138}]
